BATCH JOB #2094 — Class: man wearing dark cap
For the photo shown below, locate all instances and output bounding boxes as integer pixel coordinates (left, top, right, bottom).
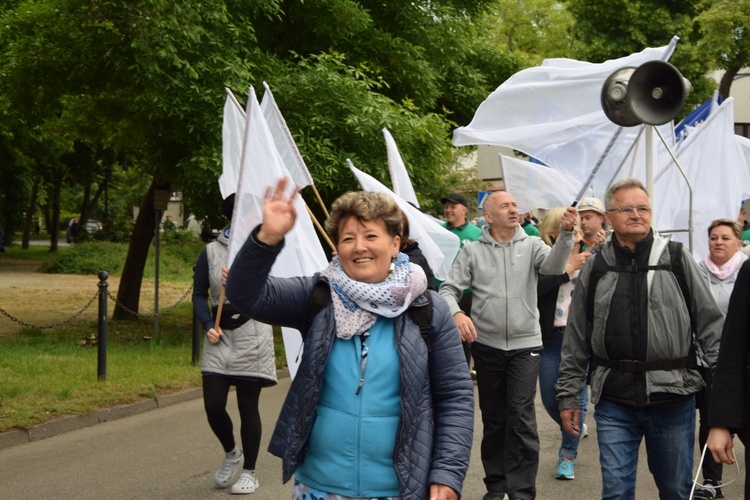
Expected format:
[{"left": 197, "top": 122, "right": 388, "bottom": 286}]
[{"left": 438, "top": 192, "right": 482, "bottom": 368}]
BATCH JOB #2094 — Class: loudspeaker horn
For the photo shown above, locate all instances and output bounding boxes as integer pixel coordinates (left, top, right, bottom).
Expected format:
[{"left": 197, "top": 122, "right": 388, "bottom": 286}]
[
  {"left": 601, "top": 66, "right": 640, "bottom": 127},
  {"left": 601, "top": 60, "right": 691, "bottom": 127}
]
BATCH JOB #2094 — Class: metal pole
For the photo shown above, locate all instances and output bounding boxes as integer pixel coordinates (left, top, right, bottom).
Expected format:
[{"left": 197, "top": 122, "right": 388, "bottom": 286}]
[
  {"left": 97, "top": 271, "right": 109, "bottom": 381},
  {"left": 654, "top": 126, "right": 694, "bottom": 254},
  {"left": 154, "top": 209, "right": 160, "bottom": 339},
  {"left": 645, "top": 125, "right": 656, "bottom": 215},
  {"left": 192, "top": 265, "right": 200, "bottom": 365}
]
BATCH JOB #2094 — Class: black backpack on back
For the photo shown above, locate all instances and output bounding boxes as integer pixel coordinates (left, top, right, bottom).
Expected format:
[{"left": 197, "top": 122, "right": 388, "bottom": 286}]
[
  {"left": 304, "top": 280, "right": 434, "bottom": 351},
  {"left": 585, "top": 240, "right": 698, "bottom": 373}
]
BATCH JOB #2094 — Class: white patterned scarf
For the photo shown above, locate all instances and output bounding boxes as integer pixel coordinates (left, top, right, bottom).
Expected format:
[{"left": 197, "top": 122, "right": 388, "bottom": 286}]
[{"left": 321, "top": 253, "right": 427, "bottom": 339}]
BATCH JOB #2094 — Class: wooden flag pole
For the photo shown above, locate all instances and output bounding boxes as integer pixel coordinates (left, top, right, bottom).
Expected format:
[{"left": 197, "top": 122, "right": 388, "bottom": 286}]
[
  {"left": 306, "top": 205, "right": 336, "bottom": 252},
  {"left": 214, "top": 287, "right": 226, "bottom": 330},
  {"left": 309, "top": 184, "right": 330, "bottom": 218}
]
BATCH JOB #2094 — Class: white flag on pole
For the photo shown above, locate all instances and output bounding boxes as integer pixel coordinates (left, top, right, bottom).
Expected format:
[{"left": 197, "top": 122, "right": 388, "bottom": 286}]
[
  {"left": 225, "top": 87, "right": 328, "bottom": 379},
  {"left": 453, "top": 37, "right": 678, "bottom": 185},
  {"left": 347, "top": 160, "right": 460, "bottom": 281},
  {"left": 260, "top": 82, "right": 314, "bottom": 189},
  {"left": 647, "top": 98, "right": 750, "bottom": 260},
  {"left": 500, "top": 154, "right": 582, "bottom": 210},
  {"left": 219, "top": 89, "right": 246, "bottom": 199},
  {"left": 736, "top": 135, "right": 750, "bottom": 177},
  {"left": 383, "top": 128, "right": 420, "bottom": 207}
]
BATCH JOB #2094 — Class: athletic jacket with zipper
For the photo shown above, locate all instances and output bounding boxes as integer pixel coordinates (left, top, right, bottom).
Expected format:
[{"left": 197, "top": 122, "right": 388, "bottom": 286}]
[{"left": 439, "top": 225, "right": 574, "bottom": 350}]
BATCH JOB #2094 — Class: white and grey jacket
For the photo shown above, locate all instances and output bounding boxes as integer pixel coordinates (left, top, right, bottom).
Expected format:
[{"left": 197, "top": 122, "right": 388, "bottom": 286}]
[
  {"left": 557, "top": 231, "right": 723, "bottom": 410},
  {"left": 193, "top": 230, "right": 277, "bottom": 385}
]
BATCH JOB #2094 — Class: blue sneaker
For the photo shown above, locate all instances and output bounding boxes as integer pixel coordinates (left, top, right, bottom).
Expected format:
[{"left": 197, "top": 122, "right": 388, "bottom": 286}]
[{"left": 556, "top": 457, "right": 575, "bottom": 480}]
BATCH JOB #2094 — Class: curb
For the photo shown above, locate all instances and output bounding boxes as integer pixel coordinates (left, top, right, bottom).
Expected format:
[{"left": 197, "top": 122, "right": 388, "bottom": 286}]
[{"left": 0, "top": 369, "right": 290, "bottom": 452}]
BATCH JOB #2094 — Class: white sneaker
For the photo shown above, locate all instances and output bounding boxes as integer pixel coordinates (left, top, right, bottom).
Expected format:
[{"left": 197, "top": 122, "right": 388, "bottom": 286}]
[
  {"left": 214, "top": 451, "right": 243, "bottom": 488},
  {"left": 582, "top": 423, "right": 589, "bottom": 438},
  {"left": 232, "top": 471, "right": 259, "bottom": 494}
]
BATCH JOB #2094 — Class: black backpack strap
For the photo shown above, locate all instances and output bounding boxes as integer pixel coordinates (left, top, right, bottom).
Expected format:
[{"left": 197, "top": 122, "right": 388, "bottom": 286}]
[
  {"left": 590, "top": 354, "right": 695, "bottom": 372},
  {"left": 304, "top": 280, "right": 331, "bottom": 340},
  {"left": 587, "top": 240, "right": 699, "bottom": 373},
  {"left": 586, "top": 251, "right": 609, "bottom": 325},
  {"left": 667, "top": 241, "right": 694, "bottom": 331},
  {"left": 409, "top": 290, "right": 434, "bottom": 352}
]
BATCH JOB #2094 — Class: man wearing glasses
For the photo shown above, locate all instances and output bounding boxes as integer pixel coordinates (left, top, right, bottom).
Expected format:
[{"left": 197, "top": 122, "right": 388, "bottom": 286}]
[{"left": 556, "top": 177, "right": 723, "bottom": 499}]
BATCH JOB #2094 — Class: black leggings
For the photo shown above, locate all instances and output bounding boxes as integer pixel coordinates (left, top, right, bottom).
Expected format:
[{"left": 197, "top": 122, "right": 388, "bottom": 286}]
[{"left": 203, "top": 375, "right": 263, "bottom": 470}]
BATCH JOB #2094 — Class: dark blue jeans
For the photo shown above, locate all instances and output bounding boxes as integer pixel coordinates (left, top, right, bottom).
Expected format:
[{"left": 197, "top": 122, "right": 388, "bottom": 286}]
[
  {"left": 595, "top": 397, "right": 695, "bottom": 500},
  {"left": 538, "top": 329, "right": 588, "bottom": 459}
]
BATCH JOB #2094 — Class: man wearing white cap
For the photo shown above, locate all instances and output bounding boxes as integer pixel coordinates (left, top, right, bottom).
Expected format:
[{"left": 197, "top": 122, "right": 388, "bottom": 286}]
[{"left": 577, "top": 197, "right": 607, "bottom": 253}]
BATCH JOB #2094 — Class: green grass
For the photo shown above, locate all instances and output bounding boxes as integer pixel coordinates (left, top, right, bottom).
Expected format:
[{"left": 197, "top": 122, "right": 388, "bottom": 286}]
[{"left": 0, "top": 240, "right": 288, "bottom": 433}]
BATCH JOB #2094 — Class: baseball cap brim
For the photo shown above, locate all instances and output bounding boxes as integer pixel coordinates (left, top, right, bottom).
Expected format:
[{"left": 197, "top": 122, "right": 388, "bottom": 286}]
[{"left": 441, "top": 193, "right": 468, "bottom": 206}]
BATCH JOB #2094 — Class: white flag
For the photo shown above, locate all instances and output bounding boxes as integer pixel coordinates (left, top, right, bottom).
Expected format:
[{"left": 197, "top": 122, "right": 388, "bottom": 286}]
[
  {"left": 347, "top": 160, "right": 460, "bottom": 281},
  {"left": 499, "top": 154, "right": 582, "bottom": 210},
  {"left": 648, "top": 98, "right": 750, "bottom": 260},
  {"left": 218, "top": 89, "right": 246, "bottom": 199},
  {"left": 453, "top": 37, "right": 678, "bottom": 185},
  {"left": 383, "top": 128, "right": 420, "bottom": 207},
  {"left": 260, "top": 82, "right": 314, "bottom": 189},
  {"left": 736, "top": 135, "right": 750, "bottom": 177},
  {"left": 226, "top": 87, "right": 328, "bottom": 379}
]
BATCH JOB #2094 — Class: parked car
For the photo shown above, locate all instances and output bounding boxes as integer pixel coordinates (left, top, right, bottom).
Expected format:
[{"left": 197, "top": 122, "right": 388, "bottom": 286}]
[{"left": 66, "top": 218, "right": 102, "bottom": 243}]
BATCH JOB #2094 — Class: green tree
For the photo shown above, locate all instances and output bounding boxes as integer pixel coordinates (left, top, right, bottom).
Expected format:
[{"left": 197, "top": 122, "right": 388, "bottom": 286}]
[
  {"left": 477, "top": 0, "right": 577, "bottom": 61},
  {"left": 0, "top": 0, "right": 519, "bottom": 318},
  {"left": 696, "top": 0, "right": 750, "bottom": 99},
  {"left": 566, "top": 0, "right": 716, "bottom": 109}
]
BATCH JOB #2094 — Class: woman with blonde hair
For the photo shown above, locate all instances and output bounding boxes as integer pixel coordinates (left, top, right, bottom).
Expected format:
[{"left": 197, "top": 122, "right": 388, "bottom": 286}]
[{"left": 536, "top": 207, "right": 591, "bottom": 480}]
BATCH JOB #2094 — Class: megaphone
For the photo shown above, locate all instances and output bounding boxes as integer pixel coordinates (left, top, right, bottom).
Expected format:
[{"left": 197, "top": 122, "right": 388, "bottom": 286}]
[{"left": 601, "top": 60, "right": 691, "bottom": 127}]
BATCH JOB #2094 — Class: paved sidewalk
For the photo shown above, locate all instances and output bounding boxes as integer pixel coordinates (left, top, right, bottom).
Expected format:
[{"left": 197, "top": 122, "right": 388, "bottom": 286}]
[{"left": 0, "top": 376, "right": 744, "bottom": 499}]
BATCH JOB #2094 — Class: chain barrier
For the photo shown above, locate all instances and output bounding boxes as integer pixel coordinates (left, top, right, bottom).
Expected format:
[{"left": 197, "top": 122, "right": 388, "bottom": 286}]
[
  {"left": 0, "top": 284, "right": 193, "bottom": 328},
  {"left": 107, "top": 284, "right": 193, "bottom": 319},
  {"left": 0, "top": 290, "right": 99, "bottom": 330}
]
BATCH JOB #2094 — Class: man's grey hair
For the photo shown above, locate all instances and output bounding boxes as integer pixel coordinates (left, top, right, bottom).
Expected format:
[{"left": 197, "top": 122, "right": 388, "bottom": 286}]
[{"left": 604, "top": 178, "right": 650, "bottom": 210}]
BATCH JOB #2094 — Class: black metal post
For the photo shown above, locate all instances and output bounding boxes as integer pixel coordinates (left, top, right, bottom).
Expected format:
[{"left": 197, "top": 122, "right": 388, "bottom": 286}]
[
  {"left": 97, "top": 271, "right": 109, "bottom": 381},
  {"left": 154, "top": 209, "right": 160, "bottom": 339}
]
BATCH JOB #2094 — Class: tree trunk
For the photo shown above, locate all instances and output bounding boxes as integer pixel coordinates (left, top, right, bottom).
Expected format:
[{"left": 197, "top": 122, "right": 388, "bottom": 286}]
[
  {"left": 112, "top": 178, "right": 170, "bottom": 321},
  {"left": 49, "top": 169, "right": 62, "bottom": 252},
  {"left": 719, "top": 66, "right": 739, "bottom": 100},
  {"left": 79, "top": 183, "right": 92, "bottom": 226},
  {"left": 21, "top": 177, "right": 40, "bottom": 250}
]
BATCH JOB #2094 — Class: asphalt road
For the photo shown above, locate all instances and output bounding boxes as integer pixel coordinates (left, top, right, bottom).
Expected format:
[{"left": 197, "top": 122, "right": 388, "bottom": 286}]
[{"left": 0, "top": 377, "right": 744, "bottom": 499}]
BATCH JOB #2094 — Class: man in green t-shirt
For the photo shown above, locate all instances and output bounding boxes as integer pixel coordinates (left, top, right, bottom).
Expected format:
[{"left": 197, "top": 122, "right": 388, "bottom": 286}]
[
  {"left": 519, "top": 209, "right": 540, "bottom": 237},
  {"left": 438, "top": 192, "right": 482, "bottom": 368}
]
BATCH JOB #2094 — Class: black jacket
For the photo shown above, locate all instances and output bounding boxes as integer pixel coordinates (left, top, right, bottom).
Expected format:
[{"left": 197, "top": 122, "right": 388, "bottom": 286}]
[
  {"left": 402, "top": 241, "right": 436, "bottom": 291},
  {"left": 537, "top": 273, "right": 570, "bottom": 343},
  {"left": 708, "top": 259, "right": 750, "bottom": 434}
]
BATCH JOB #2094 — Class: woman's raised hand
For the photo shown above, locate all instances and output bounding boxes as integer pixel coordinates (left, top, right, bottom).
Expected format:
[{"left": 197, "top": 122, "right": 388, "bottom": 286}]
[
  {"left": 256, "top": 178, "right": 300, "bottom": 246},
  {"left": 566, "top": 244, "right": 591, "bottom": 275}
]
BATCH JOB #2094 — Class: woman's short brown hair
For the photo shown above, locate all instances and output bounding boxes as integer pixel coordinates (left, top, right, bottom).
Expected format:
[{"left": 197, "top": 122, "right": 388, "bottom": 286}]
[
  {"left": 707, "top": 218, "right": 742, "bottom": 240},
  {"left": 325, "top": 191, "right": 403, "bottom": 245}
]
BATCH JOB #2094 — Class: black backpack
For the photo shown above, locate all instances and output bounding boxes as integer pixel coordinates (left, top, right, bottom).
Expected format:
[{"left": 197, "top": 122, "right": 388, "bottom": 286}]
[
  {"left": 585, "top": 240, "right": 698, "bottom": 373},
  {"left": 304, "top": 280, "right": 435, "bottom": 352}
]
